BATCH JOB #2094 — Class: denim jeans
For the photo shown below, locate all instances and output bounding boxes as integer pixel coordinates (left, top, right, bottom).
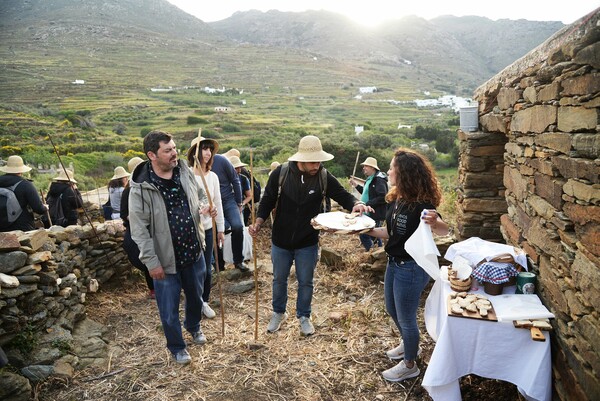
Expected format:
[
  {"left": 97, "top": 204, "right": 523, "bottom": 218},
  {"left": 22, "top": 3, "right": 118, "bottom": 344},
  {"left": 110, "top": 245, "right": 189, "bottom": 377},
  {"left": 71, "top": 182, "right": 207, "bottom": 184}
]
[
  {"left": 222, "top": 197, "right": 244, "bottom": 264},
  {"left": 359, "top": 219, "right": 383, "bottom": 250},
  {"left": 202, "top": 227, "right": 214, "bottom": 303},
  {"left": 153, "top": 257, "right": 206, "bottom": 355},
  {"left": 271, "top": 243, "right": 319, "bottom": 318},
  {"left": 384, "top": 259, "right": 430, "bottom": 361}
]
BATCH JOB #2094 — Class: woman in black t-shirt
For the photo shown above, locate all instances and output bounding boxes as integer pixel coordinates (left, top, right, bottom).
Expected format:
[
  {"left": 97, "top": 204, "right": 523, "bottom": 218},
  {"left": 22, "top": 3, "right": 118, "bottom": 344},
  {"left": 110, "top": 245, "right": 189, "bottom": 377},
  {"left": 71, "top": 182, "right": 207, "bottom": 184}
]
[{"left": 363, "top": 148, "right": 449, "bottom": 383}]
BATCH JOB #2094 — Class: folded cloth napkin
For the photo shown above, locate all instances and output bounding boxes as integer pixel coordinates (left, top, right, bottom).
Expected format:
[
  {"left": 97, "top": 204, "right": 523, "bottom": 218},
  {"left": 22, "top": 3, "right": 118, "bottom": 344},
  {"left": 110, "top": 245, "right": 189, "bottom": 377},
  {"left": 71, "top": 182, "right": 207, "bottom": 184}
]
[{"left": 472, "top": 261, "right": 519, "bottom": 284}]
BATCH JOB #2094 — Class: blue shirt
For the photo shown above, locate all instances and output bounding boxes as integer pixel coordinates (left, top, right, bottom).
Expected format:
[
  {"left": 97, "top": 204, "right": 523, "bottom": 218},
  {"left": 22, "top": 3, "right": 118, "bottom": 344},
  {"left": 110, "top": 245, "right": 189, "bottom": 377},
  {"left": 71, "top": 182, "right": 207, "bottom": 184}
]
[{"left": 211, "top": 154, "right": 242, "bottom": 204}]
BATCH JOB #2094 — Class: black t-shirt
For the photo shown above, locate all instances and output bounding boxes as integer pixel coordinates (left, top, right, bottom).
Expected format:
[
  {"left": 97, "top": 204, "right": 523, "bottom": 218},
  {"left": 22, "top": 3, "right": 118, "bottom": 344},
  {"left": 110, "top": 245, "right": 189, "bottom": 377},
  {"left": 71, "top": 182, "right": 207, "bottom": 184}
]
[{"left": 384, "top": 200, "right": 434, "bottom": 260}]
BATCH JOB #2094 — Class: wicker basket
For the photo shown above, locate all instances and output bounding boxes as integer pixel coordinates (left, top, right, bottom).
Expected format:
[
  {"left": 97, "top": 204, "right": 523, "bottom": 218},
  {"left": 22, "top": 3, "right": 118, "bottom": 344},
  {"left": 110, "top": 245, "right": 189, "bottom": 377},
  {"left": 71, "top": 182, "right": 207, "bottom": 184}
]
[{"left": 449, "top": 275, "right": 472, "bottom": 292}]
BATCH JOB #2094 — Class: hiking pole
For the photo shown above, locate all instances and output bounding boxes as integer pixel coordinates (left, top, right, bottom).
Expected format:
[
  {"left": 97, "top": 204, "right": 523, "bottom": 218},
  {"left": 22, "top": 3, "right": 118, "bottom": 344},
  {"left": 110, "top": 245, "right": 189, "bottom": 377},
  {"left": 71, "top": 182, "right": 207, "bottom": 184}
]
[
  {"left": 193, "top": 128, "right": 226, "bottom": 336},
  {"left": 249, "top": 148, "right": 259, "bottom": 341},
  {"left": 39, "top": 189, "right": 52, "bottom": 227},
  {"left": 47, "top": 133, "right": 117, "bottom": 268}
]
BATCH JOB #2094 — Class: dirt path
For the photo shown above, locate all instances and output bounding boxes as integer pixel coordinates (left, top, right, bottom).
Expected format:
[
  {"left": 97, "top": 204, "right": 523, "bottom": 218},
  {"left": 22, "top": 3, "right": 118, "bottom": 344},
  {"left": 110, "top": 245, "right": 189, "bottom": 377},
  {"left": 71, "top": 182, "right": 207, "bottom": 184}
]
[{"left": 36, "top": 234, "right": 521, "bottom": 401}]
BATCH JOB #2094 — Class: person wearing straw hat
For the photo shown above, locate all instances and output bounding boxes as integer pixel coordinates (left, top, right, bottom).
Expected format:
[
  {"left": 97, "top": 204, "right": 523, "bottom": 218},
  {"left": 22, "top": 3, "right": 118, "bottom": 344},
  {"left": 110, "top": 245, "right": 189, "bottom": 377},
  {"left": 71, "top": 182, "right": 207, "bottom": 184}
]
[
  {"left": 129, "top": 130, "right": 215, "bottom": 365},
  {"left": 187, "top": 136, "right": 225, "bottom": 320},
  {"left": 120, "top": 156, "right": 155, "bottom": 299},
  {"left": 108, "top": 166, "right": 130, "bottom": 220},
  {"left": 0, "top": 155, "right": 47, "bottom": 232},
  {"left": 349, "top": 156, "right": 388, "bottom": 251},
  {"left": 268, "top": 161, "right": 280, "bottom": 176},
  {"left": 46, "top": 168, "right": 83, "bottom": 227},
  {"left": 211, "top": 147, "right": 248, "bottom": 273},
  {"left": 249, "top": 135, "right": 372, "bottom": 336}
]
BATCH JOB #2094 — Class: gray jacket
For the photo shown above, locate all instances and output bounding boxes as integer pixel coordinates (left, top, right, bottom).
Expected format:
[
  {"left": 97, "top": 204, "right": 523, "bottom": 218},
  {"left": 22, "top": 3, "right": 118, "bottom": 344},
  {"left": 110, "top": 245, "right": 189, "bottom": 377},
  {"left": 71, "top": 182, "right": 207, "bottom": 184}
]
[{"left": 128, "top": 159, "right": 207, "bottom": 274}]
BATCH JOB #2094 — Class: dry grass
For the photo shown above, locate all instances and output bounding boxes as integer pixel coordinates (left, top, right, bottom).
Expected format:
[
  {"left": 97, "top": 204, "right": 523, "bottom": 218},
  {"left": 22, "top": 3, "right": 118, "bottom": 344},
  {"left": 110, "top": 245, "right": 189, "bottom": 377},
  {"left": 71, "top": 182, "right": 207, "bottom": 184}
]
[{"left": 35, "top": 230, "right": 518, "bottom": 401}]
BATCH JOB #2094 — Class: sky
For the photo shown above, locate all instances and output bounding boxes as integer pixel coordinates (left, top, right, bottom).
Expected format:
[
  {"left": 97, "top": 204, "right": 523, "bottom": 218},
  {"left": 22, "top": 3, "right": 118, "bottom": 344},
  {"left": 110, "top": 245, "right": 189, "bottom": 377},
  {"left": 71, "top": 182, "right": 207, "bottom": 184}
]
[{"left": 166, "top": 0, "right": 599, "bottom": 27}]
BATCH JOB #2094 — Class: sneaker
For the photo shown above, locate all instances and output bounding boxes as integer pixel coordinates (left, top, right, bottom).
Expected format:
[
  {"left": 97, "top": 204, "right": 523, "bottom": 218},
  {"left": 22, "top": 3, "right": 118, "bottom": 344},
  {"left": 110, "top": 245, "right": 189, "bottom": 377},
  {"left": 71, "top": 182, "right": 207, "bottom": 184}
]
[
  {"left": 267, "top": 312, "right": 288, "bottom": 333},
  {"left": 385, "top": 343, "right": 422, "bottom": 360},
  {"left": 299, "top": 316, "right": 315, "bottom": 337},
  {"left": 174, "top": 349, "right": 191, "bottom": 365},
  {"left": 235, "top": 262, "right": 250, "bottom": 273},
  {"left": 148, "top": 290, "right": 155, "bottom": 299},
  {"left": 192, "top": 328, "right": 207, "bottom": 345},
  {"left": 382, "top": 360, "right": 420, "bottom": 382},
  {"left": 202, "top": 302, "right": 216, "bottom": 319}
]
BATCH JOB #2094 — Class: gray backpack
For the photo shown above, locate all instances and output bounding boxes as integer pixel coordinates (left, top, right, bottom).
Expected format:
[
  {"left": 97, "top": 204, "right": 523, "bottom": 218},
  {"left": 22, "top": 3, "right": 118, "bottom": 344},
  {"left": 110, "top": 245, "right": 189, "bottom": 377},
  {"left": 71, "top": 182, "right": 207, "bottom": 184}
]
[{"left": 0, "top": 181, "right": 23, "bottom": 227}]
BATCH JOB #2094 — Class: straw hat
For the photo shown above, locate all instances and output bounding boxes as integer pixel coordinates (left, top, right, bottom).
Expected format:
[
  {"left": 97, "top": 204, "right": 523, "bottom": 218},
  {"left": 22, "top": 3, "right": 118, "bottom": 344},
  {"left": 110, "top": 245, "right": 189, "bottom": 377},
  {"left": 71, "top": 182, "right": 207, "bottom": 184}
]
[
  {"left": 228, "top": 155, "right": 247, "bottom": 168},
  {"left": 288, "top": 135, "right": 333, "bottom": 162},
  {"left": 270, "top": 161, "right": 281, "bottom": 171},
  {"left": 127, "top": 157, "right": 144, "bottom": 173},
  {"left": 360, "top": 157, "right": 379, "bottom": 170},
  {"left": 187, "top": 136, "right": 219, "bottom": 162},
  {"left": 223, "top": 148, "right": 240, "bottom": 158},
  {"left": 111, "top": 166, "right": 130, "bottom": 180},
  {"left": 53, "top": 169, "right": 77, "bottom": 183},
  {"left": 0, "top": 155, "right": 32, "bottom": 174}
]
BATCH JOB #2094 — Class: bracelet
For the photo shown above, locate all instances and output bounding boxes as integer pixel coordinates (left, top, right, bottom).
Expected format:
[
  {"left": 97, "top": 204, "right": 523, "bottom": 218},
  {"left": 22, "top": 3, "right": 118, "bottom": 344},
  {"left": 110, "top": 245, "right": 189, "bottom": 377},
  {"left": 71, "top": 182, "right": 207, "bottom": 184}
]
[{"left": 355, "top": 201, "right": 365, "bottom": 206}]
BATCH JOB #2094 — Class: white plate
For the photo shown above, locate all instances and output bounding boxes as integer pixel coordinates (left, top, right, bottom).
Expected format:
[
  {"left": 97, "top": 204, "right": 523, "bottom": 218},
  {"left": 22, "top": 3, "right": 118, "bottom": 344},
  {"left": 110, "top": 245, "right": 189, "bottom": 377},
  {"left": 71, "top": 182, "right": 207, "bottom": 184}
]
[{"left": 312, "top": 211, "right": 375, "bottom": 233}]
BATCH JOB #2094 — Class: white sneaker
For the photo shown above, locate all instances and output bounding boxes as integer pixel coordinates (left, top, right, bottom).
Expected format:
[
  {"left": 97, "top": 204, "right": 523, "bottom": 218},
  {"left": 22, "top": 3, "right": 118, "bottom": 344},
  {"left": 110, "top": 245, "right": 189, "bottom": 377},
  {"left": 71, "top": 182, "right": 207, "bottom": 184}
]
[
  {"left": 174, "top": 349, "right": 192, "bottom": 365},
  {"left": 267, "top": 312, "right": 288, "bottom": 333},
  {"left": 382, "top": 360, "right": 420, "bottom": 382},
  {"left": 202, "top": 302, "right": 216, "bottom": 319},
  {"left": 192, "top": 328, "right": 207, "bottom": 345},
  {"left": 385, "top": 343, "right": 422, "bottom": 360},
  {"left": 299, "top": 316, "right": 315, "bottom": 336}
]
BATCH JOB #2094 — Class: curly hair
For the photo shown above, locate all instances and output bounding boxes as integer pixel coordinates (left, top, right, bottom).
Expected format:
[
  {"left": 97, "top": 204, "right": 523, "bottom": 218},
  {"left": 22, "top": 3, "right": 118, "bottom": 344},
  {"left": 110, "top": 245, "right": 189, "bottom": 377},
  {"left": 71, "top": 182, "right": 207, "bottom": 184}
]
[{"left": 385, "top": 148, "right": 442, "bottom": 207}]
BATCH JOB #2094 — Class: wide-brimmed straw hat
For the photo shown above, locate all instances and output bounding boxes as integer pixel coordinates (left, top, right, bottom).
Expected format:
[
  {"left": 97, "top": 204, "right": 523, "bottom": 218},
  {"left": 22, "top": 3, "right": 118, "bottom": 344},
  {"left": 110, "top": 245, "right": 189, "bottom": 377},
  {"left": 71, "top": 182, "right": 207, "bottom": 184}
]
[
  {"left": 111, "top": 166, "right": 130, "bottom": 180},
  {"left": 0, "top": 155, "right": 32, "bottom": 174},
  {"left": 187, "top": 136, "right": 219, "bottom": 162},
  {"left": 360, "top": 157, "right": 379, "bottom": 170},
  {"left": 288, "top": 135, "right": 333, "bottom": 162},
  {"left": 270, "top": 161, "right": 281, "bottom": 171},
  {"left": 228, "top": 155, "right": 247, "bottom": 168},
  {"left": 223, "top": 148, "right": 240, "bottom": 158},
  {"left": 127, "top": 157, "right": 144, "bottom": 173},
  {"left": 53, "top": 169, "right": 77, "bottom": 183}
]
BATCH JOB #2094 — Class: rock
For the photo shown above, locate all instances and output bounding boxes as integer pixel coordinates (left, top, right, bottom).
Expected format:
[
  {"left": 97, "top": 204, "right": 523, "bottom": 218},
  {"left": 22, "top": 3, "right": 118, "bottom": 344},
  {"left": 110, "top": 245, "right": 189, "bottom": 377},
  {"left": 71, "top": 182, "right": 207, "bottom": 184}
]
[
  {"left": 320, "top": 247, "right": 343, "bottom": 267},
  {"left": 0, "top": 273, "right": 20, "bottom": 288},
  {"left": 88, "top": 279, "right": 99, "bottom": 292},
  {"left": 0, "top": 371, "right": 31, "bottom": 401},
  {"left": 0, "top": 251, "right": 28, "bottom": 274},
  {"left": 329, "top": 311, "right": 348, "bottom": 322},
  {"left": 53, "top": 356, "right": 75, "bottom": 379},
  {"left": 228, "top": 279, "right": 255, "bottom": 294},
  {"left": 21, "top": 365, "right": 54, "bottom": 382},
  {"left": 0, "top": 232, "right": 21, "bottom": 251},
  {"left": 18, "top": 230, "right": 49, "bottom": 252}
]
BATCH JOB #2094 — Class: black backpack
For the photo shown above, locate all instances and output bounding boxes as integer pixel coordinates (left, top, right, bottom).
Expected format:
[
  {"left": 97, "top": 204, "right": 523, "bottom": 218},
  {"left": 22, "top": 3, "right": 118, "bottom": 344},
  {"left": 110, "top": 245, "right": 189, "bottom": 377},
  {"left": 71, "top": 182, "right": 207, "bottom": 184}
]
[
  {"left": 0, "top": 181, "right": 23, "bottom": 228},
  {"left": 241, "top": 170, "right": 261, "bottom": 204},
  {"left": 47, "top": 192, "right": 67, "bottom": 227}
]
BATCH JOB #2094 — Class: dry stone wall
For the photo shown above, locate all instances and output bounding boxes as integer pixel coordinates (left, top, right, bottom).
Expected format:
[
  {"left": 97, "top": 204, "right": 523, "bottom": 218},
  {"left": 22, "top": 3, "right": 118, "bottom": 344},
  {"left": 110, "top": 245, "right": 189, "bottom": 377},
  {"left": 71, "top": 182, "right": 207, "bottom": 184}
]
[
  {"left": 0, "top": 221, "right": 130, "bottom": 397},
  {"left": 457, "top": 9, "right": 599, "bottom": 401}
]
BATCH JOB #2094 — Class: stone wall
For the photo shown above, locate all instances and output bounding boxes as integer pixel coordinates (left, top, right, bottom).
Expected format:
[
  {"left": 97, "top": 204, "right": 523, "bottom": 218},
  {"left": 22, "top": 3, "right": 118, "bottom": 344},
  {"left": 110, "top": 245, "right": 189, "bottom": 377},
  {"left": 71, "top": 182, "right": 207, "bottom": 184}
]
[
  {"left": 0, "top": 220, "right": 130, "bottom": 398},
  {"left": 457, "top": 9, "right": 599, "bottom": 401}
]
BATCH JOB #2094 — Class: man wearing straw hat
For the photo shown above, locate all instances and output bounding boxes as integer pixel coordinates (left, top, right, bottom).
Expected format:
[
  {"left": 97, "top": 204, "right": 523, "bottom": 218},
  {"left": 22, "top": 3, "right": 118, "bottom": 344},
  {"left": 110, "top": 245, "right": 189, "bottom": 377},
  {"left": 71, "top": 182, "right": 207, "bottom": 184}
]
[
  {"left": 108, "top": 166, "right": 130, "bottom": 220},
  {"left": 0, "top": 155, "right": 47, "bottom": 232},
  {"left": 46, "top": 168, "right": 83, "bottom": 227},
  {"left": 249, "top": 135, "right": 371, "bottom": 336},
  {"left": 128, "top": 130, "right": 215, "bottom": 365},
  {"left": 349, "top": 156, "right": 388, "bottom": 251}
]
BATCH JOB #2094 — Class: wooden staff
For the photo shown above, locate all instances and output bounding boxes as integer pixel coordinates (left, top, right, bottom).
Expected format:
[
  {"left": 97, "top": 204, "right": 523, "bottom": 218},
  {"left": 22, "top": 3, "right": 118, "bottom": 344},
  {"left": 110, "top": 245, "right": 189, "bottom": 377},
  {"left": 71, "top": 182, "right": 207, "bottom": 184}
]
[
  {"left": 352, "top": 151, "right": 361, "bottom": 178},
  {"left": 249, "top": 148, "right": 259, "bottom": 341},
  {"left": 39, "top": 189, "right": 52, "bottom": 227},
  {"left": 193, "top": 128, "right": 226, "bottom": 336}
]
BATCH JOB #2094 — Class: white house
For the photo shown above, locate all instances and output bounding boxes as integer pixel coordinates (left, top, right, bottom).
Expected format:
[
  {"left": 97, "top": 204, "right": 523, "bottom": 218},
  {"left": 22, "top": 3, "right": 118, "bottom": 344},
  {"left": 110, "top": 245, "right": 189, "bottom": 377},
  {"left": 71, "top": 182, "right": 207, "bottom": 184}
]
[
  {"left": 359, "top": 87, "right": 377, "bottom": 94},
  {"left": 355, "top": 126, "right": 364, "bottom": 135},
  {"left": 72, "top": 79, "right": 84, "bottom": 85}
]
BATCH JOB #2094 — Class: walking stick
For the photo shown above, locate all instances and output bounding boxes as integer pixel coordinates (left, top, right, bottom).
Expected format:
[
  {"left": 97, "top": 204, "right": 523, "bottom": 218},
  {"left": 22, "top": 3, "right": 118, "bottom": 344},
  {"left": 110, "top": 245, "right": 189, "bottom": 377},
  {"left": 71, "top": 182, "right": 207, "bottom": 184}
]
[
  {"left": 39, "top": 189, "right": 52, "bottom": 227},
  {"left": 193, "top": 129, "right": 226, "bottom": 336},
  {"left": 351, "top": 151, "right": 360, "bottom": 180},
  {"left": 249, "top": 149, "right": 260, "bottom": 341}
]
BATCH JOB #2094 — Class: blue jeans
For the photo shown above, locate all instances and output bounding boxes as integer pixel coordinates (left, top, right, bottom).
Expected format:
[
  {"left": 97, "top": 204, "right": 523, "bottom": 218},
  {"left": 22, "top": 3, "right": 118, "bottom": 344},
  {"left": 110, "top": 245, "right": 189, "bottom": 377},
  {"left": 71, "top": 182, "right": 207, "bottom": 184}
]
[
  {"left": 202, "top": 227, "right": 214, "bottom": 303},
  {"left": 271, "top": 243, "right": 319, "bottom": 318},
  {"left": 222, "top": 197, "right": 244, "bottom": 264},
  {"left": 153, "top": 257, "right": 206, "bottom": 355},
  {"left": 359, "top": 219, "right": 383, "bottom": 250},
  {"left": 384, "top": 259, "right": 430, "bottom": 361}
]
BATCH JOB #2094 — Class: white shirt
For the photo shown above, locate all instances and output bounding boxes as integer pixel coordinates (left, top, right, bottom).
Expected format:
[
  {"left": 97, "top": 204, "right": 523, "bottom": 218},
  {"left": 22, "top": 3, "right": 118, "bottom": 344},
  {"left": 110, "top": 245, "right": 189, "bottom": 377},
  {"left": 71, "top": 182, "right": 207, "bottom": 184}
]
[{"left": 195, "top": 171, "right": 225, "bottom": 232}]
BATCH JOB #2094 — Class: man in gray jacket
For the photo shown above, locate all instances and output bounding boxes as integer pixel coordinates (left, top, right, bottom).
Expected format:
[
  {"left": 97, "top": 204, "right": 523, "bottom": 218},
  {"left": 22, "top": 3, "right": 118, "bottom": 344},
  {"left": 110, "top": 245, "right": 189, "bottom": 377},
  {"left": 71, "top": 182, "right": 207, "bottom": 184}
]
[{"left": 129, "top": 130, "right": 214, "bottom": 365}]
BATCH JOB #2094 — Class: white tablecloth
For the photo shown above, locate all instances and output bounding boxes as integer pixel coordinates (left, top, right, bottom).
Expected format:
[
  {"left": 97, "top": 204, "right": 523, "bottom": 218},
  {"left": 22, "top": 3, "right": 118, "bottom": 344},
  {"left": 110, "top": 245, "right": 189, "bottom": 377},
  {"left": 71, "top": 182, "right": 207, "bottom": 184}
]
[{"left": 422, "top": 279, "right": 552, "bottom": 401}]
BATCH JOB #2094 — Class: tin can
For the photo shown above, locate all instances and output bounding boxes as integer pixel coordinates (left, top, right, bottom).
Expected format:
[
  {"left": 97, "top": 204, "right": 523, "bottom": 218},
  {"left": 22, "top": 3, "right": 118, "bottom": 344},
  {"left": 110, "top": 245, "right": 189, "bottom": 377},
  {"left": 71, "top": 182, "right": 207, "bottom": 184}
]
[{"left": 516, "top": 272, "right": 536, "bottom": 294}]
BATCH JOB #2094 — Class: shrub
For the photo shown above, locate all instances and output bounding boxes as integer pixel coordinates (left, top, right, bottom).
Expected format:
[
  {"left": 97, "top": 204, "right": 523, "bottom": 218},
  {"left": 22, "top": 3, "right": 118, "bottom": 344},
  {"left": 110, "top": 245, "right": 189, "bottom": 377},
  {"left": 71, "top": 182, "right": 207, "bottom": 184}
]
[{"left": 187, "top": 116, "right": 209, "bottom": 125}]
